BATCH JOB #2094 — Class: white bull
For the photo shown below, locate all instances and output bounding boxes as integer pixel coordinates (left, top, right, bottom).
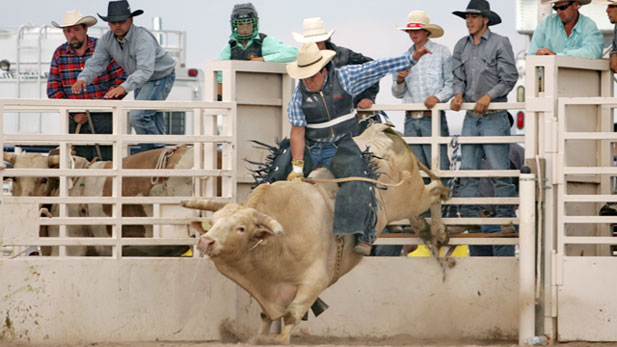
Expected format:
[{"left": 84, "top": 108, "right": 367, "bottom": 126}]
[{"left": 183, "top": 124, "right": 448, "bottom": 344}]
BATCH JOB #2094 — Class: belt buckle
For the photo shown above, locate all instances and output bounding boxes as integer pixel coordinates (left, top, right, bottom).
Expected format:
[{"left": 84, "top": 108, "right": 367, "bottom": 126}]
[{"left": 410, "top": 111, "right": 424, "bottom": 119}]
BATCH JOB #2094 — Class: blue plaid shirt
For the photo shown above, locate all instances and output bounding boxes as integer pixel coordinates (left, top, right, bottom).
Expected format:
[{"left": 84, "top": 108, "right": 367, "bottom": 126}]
[{"left": 288, "top": 55, "right": 415, "bottom": 127}]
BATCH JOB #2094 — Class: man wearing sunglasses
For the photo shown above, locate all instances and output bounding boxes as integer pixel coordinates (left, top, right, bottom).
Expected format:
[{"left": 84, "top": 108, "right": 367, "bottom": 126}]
[{"left": 528, "top": 0, "right": 602, "bottom": 58}]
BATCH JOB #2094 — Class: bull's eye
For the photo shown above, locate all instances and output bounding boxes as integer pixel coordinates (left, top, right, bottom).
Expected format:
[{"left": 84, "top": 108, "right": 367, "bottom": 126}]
[
  {"left": 40, "top": 178, "right": 48, "bottom": 184},
  {"left": 236, "top": 226, "right": 246, "bottom": 233}
]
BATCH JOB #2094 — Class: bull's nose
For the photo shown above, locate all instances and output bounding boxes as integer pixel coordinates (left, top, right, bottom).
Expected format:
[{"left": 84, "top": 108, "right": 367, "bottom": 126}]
[{"left": 197, "top": 237, "right": 214, "bottom": 253}]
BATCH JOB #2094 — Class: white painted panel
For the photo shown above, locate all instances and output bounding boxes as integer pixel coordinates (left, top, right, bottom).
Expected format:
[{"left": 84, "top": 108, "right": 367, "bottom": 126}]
[
  {"left": 0, "top": 258, "right": 236, "bottom": 343},
  {"left": 234, "top": 257, "right": 519, "bottom": 341},
  {"left": 558, "top": 257, "right": 617, "bottom": 341}
]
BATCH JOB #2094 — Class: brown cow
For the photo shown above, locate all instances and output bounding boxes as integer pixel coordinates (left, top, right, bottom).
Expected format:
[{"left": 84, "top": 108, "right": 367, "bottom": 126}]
[
  {"left": 3, "top": 147, "right": 195, "bottom": 256},
  {"left": 183, "top": 124, "right": 448, "bottom": 344}
]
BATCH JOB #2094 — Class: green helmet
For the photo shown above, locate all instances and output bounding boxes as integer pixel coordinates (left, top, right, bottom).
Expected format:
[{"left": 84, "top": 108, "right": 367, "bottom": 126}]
[{"left": 230, "top": 3, "right": 259, "bottom": 41}]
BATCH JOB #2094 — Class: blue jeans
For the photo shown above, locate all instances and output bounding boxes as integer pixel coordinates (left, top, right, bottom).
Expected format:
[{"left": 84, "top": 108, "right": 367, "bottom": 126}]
[
  {"left": 468, "top": 224, "right": 516, "bottom": 256},
  {"left": 129, "top": 71, "right": 175, "bottom": 152},
  {"left": 458, "top": 111, "right": 516, "bottom": 218},
  {"left": 308, "top": 141, "right": 338, "bottom": 169},
  {"left": 404, "top": 111, "right": 450, "bottom": 171}
]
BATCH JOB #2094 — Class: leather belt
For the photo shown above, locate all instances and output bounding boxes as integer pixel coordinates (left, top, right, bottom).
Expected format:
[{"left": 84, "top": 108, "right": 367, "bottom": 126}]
[{"left": 405, "top": 111, "right": 432, "bottom": 120}]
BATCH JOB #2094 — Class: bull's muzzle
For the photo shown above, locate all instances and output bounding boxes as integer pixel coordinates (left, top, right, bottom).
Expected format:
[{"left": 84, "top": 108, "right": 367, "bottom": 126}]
[{"left": 197, "top": 236, "right": 215, "bottom": 255}]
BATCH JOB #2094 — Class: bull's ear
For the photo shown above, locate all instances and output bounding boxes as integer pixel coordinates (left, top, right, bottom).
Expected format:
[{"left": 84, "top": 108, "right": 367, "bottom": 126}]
[
  {"left": 190, "top": 219, "right": 212, "bottom": 235},
  {"left": 254, "top": 228, "right": 274, "bottom": 242}
]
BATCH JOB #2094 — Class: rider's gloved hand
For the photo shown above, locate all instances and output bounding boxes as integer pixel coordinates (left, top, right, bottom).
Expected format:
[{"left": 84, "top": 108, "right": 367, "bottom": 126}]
[{"left": 286, "top": 160, "right": 304, "bottom": 182}]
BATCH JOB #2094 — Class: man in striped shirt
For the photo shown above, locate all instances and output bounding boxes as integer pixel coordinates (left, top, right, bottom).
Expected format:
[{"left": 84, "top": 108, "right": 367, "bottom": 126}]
[{"left": 47, "top": 10, "right": 125, "bottom": 160}]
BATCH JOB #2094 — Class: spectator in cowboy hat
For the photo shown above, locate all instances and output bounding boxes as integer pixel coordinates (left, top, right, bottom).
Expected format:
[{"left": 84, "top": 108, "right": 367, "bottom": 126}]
[
  {"left": 391, "top": 10, "right": 453, "bottom": 181},
  {"left": 448, "top": 0, "right": 518, "bottom": 235},
  {"left": 528, "top": 0, "right": 602, "bottom": 58},
  {"left": 72, "top": 0, "right": 176, "bottom": 152},
  {"left": 285, "top": 42, "right": 430, "bottom": 256},
  {"left": 47, "top": 10, "right": 126, "bottom": 161},
  {"left": 598, "top": 0, "right": 617, "bottom": 72},
  {"left": 293, "top": 17, "right": 379, "bottom": 115}
]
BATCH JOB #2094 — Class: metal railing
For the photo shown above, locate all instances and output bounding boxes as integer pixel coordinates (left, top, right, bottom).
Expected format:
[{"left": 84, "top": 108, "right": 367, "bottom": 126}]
[{"left": 0, "top": 98, "right": 236, "bottom": 258}]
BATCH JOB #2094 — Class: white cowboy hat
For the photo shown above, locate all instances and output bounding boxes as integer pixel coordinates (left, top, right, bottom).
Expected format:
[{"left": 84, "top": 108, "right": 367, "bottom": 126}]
[
  {"left": 396, "top": 10, "right": 444, "bottom": 38},
  {"left": 541, "top": 0, "right": 591, "bottom": 5},
  {"left": 286, "top": 42, "right": 336, "bottom": 80},
  {"left": 52, "top": 10, "right": 97, "bottom": 28},
  {"left": 292, "top": 17, "right": 335, "bottom": 43}
]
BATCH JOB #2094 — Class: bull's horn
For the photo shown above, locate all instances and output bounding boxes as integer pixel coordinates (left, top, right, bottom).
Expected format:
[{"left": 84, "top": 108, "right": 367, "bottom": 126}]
[
  {"left": 3, "top": 152, "right": 16, "bottom": 164},
  {"left": 254, "top": 211, "right": 284, "bottom": 235},
  {"left": 181, "top": 199, "right": 227, "bottom": 211},
  {"left": 48, "top": 155, "right": 60, "bottom": 167}
]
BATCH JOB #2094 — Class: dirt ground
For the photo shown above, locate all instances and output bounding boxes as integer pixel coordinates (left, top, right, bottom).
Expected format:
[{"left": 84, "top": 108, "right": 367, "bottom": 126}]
[{"left": 3, "top": 337, "right": 616, "bottom": 347}]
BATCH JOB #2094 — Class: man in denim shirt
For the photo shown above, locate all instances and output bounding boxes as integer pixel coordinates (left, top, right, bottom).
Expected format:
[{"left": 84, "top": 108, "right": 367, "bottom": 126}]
[
  {"left": 449, "top": 0, "right": 518, "bottom": 235},
  {"left": 72, "top": 0, "right": 176, "bottom": 151},
  {"left": 392, "top": 10, "right": 453, "bottom": 178},
  {"left": 529, "top": 0, "right": 602, "bottom": 59}
]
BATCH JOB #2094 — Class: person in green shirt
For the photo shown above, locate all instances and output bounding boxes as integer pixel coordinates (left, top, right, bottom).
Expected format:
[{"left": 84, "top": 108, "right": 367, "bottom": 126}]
[
  {"left": 528, "top": 0, "right": 602, "bottom": 58},
  {"left": 216, "top": 3, "right": 297, "bottom": 95}
]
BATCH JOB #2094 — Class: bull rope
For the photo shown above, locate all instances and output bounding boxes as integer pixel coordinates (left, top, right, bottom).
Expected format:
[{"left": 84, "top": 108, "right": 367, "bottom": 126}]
[
  {"left": 151, "top": 147, "right": 177, "bottom": 185},
  {"left": 301, "top": 176, "right": 403, "bottom": 188}
]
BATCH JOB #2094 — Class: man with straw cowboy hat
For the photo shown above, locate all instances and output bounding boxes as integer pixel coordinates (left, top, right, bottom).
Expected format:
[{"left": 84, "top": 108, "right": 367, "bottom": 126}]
[
  {"left": 72, "top": 0, "right": 176, "bottom": 152},
  {"left": 47, "top": 10, "right": 126, "bottom": 161},
  {"left": 392, "top": 10, "right": 453, "bottom": 184},
  {"left": 597, "top": 0, "right": 617, "bottom": 72},
  {"left": 293, "top": 17, "right": 379, "bottom": 116},
  {"left": 448, "top": 0, "right": 518, "bottom": 236},
  {"left": 528, "top": 0, "right": 602, "bottom": 58},
  {"left": 285, "top": 42, "right": 430, "bottom": 255}
]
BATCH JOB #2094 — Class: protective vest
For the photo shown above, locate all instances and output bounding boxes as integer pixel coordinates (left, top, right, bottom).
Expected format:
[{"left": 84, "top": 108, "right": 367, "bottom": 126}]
[
  {"left": 229, "top": 33, "right": 267, "bottom": 60},
  {"left": 299, "top": 65, "right": 357, "bottom": 142}
]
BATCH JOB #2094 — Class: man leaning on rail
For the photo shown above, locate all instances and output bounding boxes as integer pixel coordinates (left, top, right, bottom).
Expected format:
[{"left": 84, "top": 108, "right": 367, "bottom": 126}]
[
  {"left": 72, "top": 0, "right": 176, "bottom": 153},
  {"left": 528, "top": 0, "right": 603, "bottom": 58},
  {"left": 47, "top": 10, "right": 126, "bottom": 161},
  {"left": 448, "top": 0, "right": 519, "bottom": 236},
  {"left": 285, "top": 42, "right": 430, "bottom": 256}
]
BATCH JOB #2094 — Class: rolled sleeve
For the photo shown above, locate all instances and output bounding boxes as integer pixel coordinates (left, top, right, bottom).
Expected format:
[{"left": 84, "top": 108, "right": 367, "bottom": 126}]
[
  {"left": 287, "top": 87, "right": 306, "bottom": 127},
  {"left": 391, "top": 72, "right": 406, "bottom": 99},
  {"left": 261, "top": 36, "right": 298, "bottom": 63}
]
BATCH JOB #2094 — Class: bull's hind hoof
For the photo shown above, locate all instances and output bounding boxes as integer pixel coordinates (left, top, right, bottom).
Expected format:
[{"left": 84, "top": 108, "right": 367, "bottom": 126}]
[{"left": 353, "top": 242, "right": 372, "bottom": 256}]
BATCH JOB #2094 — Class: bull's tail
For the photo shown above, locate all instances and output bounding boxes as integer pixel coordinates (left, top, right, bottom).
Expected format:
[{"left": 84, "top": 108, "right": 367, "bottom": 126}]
[{"left": 415, "top": 159, "right": 440, "bottom": 182}]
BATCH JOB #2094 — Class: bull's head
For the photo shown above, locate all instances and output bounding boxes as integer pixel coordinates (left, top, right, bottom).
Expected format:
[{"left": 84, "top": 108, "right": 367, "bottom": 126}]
[
  {"left": 4, "top": 153, "right": 59, "bottom": 196},
  {"left": 182, "top": 199, "right": 284, "bottom": 259},
  {"left": 4, "top": 153, "right": 91, "bottom": 197}
]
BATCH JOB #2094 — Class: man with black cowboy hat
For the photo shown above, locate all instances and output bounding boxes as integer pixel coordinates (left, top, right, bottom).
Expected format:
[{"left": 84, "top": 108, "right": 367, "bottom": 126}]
[
  {"left": 72, "top": 0, "right": 176, "bottom": 152},
  {"left": 286, "top": 42, "right": 430, "bottom": 255},
  {"left": 528, "top": 0, "right": 602, "bottom": 58},
  {"left": 47, "top": 10, "right": 126, "bottom": 161},
  {"left": 449, "top": 0, "right": 518, "bottom": 235}
]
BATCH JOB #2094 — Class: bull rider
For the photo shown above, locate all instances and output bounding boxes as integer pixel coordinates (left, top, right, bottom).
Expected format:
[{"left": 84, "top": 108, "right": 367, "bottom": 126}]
[{"left": 285, "top": 42, "right": 430, "bottom": 255}]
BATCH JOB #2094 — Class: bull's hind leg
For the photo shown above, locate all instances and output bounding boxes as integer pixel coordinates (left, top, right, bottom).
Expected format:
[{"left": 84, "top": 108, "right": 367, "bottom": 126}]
[{"left": 258, "top": 312, "right": 274, "bottom": 335}]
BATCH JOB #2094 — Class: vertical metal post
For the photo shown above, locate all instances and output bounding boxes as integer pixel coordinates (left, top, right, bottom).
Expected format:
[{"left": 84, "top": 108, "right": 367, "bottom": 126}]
[{"left": 519, "top": 172, "right": 537, "bottom": 344}]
